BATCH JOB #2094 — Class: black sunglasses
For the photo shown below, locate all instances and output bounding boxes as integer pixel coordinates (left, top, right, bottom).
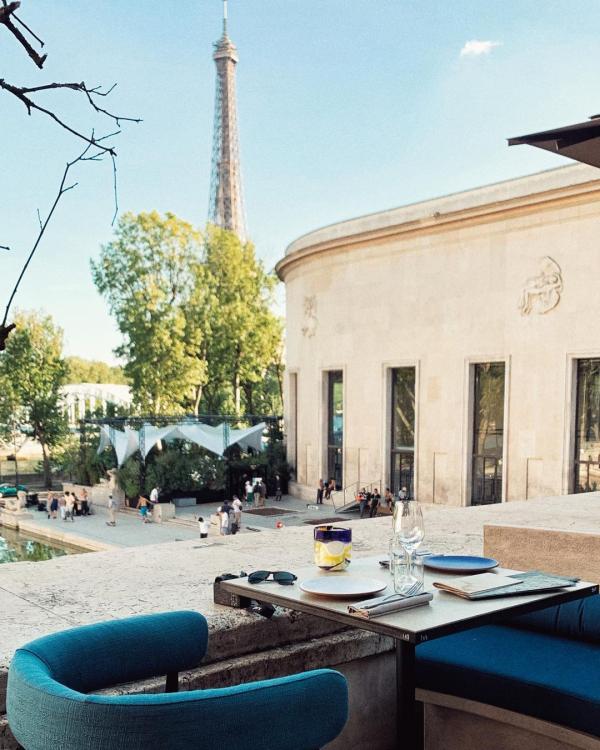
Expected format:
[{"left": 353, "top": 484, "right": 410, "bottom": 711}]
[{"left": 248, "top": 570, "right": 297, "bottom": 585}]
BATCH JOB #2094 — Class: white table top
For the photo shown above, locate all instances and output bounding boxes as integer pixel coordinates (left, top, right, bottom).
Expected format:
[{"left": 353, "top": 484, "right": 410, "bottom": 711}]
[{"left": 221, "top": 556, "right": 599, "bottom": 644}]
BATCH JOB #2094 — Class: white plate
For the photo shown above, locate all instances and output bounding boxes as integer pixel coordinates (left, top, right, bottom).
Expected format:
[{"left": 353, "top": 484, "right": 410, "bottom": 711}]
[{"left": 300, "top": 576, "right": 387, "bottom": 599}]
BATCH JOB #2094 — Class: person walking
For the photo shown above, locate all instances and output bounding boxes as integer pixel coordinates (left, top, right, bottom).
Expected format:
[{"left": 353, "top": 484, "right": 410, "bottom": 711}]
[
  {"left": 58, "top": 494, "right": 66, "bottom": 521},
  {"left": 232, "top": 494, "right": 242, "bottom": 529},
  {"left": 198, "top": 516, "right": 209, "bottom": 539},
  {"left": 64, "top": 492, "right": 75, "bottom": 522},
  {"left": 136, "top": 495, "right": 151, "bottom": 523},
  {"left": 274, "top": 474, "right": 282, "bottom": 502},
  {"left": 324, "top": 478, "right": 334, "bottom": 502},
  {"left": 358, "top": 488, "right": 368, "bottom": 519},
  {"left": 48, "top": 492, "right": 58, "bottom": 519},
  {"left": 384, "top": 487, "right": 394, "bottom": 512},
  {"left": 260, "top": 479, "right": 267, "bottom": 507},
  {"left": 81, "top": 488, "right": 90, "bottom": 516},
  {"left": 106, "top": 494, "right": 117, "bottom": 526},
  {"left": 218, "top": 502, "right": 231, "bottom": 535},
  {"left": 369, "top": 488, "right": 381, "bottom": 518},
  {"left": 246, "top": 480, "right": 254, "bottom": 507},
  {"left": 316, "top": 479, "right": 324, "bottom": 505},
  {"left": 254, "top": 480, "right": 262, "bottom": 508}
]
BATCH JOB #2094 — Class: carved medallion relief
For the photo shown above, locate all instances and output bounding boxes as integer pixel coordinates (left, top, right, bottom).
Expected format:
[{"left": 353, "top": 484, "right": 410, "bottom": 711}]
[{"left": 518, "top": 256, "right": 563, "bottom": 316}]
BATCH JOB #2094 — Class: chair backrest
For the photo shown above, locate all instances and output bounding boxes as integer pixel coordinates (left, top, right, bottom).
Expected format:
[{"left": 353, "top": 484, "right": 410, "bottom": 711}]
[
  {"left": 18, "top": 610, "right": 208, "bottom": 692},
  {"left": 509, "top": 594, "right": 600, "bottom": 644},
  {"left": 8, "top": 615, "right": 348, "bottom": 750}
]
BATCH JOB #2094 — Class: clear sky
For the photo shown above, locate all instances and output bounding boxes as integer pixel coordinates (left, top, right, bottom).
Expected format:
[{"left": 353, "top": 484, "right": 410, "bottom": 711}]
[{"left": 2, "top": 1, "right": 600, "bottom": 363}]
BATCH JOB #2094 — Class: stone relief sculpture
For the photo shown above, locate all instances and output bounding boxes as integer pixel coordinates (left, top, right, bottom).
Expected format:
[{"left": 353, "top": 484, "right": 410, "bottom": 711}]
[
  {"left": 301, "top": 295, "right": 317, "bottom": 337},
  {"left": 518, "top": 256, "right": 563, "bottom": 316}
]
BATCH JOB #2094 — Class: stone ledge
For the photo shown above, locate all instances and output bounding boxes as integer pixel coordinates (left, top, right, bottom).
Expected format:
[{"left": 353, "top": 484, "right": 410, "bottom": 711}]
[{"left": 484, "top": 524, "right": 600, "bottom": 583}]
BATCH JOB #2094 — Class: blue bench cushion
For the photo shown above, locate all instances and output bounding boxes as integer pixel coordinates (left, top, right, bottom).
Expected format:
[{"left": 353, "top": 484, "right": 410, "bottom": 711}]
[
  {"left": 510, "top": 595, "right": 600, "bottom": 644},
  {"left": 417, "top": 624, "right": 600, "bottom": 738}
]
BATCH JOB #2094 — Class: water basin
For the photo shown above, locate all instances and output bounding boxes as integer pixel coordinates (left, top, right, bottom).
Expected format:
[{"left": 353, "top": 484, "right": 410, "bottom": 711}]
[{"left": 0, "top": 525, "right": 87, "bottom": 563}]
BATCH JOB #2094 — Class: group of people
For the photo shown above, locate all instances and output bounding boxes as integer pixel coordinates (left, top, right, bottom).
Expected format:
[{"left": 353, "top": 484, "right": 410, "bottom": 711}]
[
  {"left": 213, "top": 495, "right": 243, "bottom": 536},
  {"left": 243, "top": 478, "right": 268, "bottom": 507},
  {"left": 104, "top": 486, "right": 160, "bottom": 527},
  {"left": 46, "top": 489, "right": 90, "bottom": 522},
  {"left": 316, "top": 478, "right": 336, "bottom": 504},
  {"left": 357, "top": 486, "right": 408, "bottom": 518}
]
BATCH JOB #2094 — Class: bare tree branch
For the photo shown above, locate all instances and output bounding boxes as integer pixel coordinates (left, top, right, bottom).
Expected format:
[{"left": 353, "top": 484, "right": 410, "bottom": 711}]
[
  {"left": 111, "top": 152, "right": 118, "bottom": 225},
  {"left": 0, "top": 2, "right": 140, "bottom": 347},
  {"left": 18, "top": 81, "right": 142, "bottom": 127},
  {"left": 12, "top": 11, "right": 45, "bottom": 48},
  {"left": 0, "top": 78, "right": 143, "bottom": 154},
  {"left": 1, "top": 141, "right": 101, "bottom": 350},
  {"left": 0, "top": 2, "right": 47, "bottom": 68}
]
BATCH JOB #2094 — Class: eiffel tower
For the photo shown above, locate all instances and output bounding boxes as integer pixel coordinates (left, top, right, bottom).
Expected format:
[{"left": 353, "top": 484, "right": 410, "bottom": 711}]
[{"left": 208, "top": 0, "right": 247, "bottom": 241}]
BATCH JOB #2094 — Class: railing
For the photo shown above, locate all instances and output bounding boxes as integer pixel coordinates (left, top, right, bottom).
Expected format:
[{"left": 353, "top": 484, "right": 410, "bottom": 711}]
[{"left": 330, "top": 479, "right": 382, "bottom": 512}]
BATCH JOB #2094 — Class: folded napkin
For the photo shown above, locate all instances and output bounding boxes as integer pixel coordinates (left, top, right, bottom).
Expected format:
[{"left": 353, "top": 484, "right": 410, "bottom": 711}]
[{"left": 348, "top": 591, "right": 433, "bottom": 619}]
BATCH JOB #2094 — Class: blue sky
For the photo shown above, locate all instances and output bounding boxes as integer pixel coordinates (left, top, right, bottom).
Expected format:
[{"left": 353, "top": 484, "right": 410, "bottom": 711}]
[{"left": 2, "top": 0, "right": 600, "bottom": 363}]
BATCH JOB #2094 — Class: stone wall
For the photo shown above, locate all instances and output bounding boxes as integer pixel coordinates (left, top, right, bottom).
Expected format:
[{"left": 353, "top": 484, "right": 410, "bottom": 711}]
[{"left": 277, "top": 163, "right": 600, "bottom": 506}]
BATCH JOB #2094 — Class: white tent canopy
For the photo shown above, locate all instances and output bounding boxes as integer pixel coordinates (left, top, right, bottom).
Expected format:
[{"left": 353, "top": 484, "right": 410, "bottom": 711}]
[{"left": 98, "top": 421, "right": 266, "bottom": 466}]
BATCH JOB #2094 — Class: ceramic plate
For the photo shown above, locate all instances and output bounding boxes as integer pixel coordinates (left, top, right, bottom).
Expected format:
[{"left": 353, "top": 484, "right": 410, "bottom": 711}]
[
  {"left": 423, "top": 555, "right": 499, "bottom": 573},
  {"left": 300, "top": 576, "right": 387, "bottom": 599}
]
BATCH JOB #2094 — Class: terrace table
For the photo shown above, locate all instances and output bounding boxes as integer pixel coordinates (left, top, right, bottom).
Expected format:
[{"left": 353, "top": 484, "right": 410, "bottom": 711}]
[{"left": 221, "top": 556, "right": 598, "bottom": 750}]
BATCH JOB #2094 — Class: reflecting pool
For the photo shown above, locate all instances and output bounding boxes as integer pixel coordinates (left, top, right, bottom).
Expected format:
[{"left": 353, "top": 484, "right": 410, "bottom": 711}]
[{"left": 0, "top": 525, "right": 86, "bottom": 563}]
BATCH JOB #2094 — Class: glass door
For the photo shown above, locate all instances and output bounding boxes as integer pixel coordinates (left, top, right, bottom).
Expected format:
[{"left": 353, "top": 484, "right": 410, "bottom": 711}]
[
  {"left": 574, "top": 359, "right": 600, "bottom": 493},
  {"left": 327, "top": 371, "right": 343, "bottom": 490},
  {"left": 471, "top": 362, "right": 505, "bottom": 505},
  {"left": 390, "top": 367, "right": 416, "bottom": 496}
]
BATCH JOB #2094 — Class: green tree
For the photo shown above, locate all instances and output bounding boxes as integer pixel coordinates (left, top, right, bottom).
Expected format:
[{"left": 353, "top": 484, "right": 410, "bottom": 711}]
[
  {"left": 0, "top": 311, "right": 68, "bottom": 488},
  {"left": 93, "top": 215, "right": 284, "bottom": 417},
  {"left": 201, "top": 226, "right": 283, "bottom": 415},
  {"left": 91, "top": 212, "right": 207, "bottom": 414},
  {"left": 65, "top": 356, "right": 128, "bottom": 385}
]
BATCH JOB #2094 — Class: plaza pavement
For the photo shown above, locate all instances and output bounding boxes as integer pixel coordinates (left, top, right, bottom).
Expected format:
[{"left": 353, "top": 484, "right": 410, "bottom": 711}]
[
  {"left": 14, "top": 494, "right": 348, "bottom": 551},
  {"left": 16, "top": 504, "right": 200, "bottom": 549}
]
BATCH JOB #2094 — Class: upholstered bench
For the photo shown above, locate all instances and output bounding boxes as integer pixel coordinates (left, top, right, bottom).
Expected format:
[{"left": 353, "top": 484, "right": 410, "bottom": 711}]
[
  {"left": 416, "top": 595, "right": 600, "bottom": 749},
  {"left": 7, "top": 610, "right": 348, "bottom": 750}
]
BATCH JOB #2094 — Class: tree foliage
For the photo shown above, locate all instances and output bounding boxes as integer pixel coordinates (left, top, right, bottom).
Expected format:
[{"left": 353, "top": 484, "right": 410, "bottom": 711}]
[
  {"left": 0, "top": 311, "right": 68, "bottom": 487},
  {"left": 201, "top": 226, "right": 283, "bottom": 415},
  {"left": 65, "top": 356, "right": 128, "bottom": 385},
  {"left": 92, "top": 213, "right": 283, "bottom": 416},
  {"left": 91, "top": 212, "right": 207, "bottom": 414}
]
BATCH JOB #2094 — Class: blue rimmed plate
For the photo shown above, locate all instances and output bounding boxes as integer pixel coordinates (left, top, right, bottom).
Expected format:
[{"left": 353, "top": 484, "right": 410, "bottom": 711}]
[{"left": 423, "top": 555, "right": 498, "bottom": 573}]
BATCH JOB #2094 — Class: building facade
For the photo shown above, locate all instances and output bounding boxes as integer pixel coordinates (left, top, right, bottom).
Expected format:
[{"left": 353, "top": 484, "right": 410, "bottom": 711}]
[{"left": 276, "top": 164, "right": 600, "bottom": 505}]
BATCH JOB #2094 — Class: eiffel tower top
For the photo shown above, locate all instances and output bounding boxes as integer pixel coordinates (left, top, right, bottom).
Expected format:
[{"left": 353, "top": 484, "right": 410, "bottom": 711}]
[
  {"left": 213, "top": 0, "right": 238, "bottom": 61},
  {"left": 208, "top": 0, "right": 247, "bottom": 240}
]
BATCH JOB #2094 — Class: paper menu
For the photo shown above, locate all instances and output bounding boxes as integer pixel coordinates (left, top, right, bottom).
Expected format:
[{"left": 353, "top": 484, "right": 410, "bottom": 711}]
[{"left": 434, "top": 572, "right": 523, "bottom": 597}]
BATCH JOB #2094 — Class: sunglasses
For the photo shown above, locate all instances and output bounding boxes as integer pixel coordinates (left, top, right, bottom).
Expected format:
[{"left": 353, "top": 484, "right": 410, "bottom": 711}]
[{"left": 248, "top": 570, "right": 297, "bottom": 585}]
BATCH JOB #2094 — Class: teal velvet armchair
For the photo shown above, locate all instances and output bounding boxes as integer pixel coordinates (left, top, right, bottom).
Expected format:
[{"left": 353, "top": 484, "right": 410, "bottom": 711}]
[{"left": 7, "top": 610, "right": 348, "bottom": 750}]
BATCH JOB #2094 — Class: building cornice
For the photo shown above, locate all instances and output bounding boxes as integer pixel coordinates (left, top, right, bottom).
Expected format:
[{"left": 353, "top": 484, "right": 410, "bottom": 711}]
[{"left": 276, "top": 164, "right": 600, "bottom": 280}]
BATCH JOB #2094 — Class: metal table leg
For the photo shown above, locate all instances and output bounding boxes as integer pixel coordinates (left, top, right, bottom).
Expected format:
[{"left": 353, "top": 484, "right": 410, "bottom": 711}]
[{"left": 396, "top": 640, "right": 423, "bottom": 750}]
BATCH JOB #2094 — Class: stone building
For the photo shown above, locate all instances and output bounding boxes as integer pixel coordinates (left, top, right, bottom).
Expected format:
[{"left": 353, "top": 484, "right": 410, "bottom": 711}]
[{"left": 276, "top": 164, "right": 600, "bottom": 505}]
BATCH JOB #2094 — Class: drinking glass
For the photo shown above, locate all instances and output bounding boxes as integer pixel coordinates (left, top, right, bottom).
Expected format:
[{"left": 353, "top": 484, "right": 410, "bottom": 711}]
[{"left": 395, "top": 500, "right": 425, "bottom": 591}]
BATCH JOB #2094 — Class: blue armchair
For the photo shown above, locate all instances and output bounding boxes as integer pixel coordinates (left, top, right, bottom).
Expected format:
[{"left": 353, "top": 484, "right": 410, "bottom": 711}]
[{"left": 7, "top": 610, "right": 348, "bottom": 750}]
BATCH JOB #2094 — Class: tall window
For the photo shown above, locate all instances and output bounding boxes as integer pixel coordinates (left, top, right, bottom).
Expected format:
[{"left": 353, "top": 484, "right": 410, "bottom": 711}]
[
  {"left": 327, "top": 371, "right": 343, "bottom": 490},
  {"left": 390, "top": 367, "right": 415, "bottom": 496},
  {"left": 471, "top": 362, "right": 505, "bottom": 505},
  {"left": 574, "top": 359, "right": 600, "bottom": 493}
]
